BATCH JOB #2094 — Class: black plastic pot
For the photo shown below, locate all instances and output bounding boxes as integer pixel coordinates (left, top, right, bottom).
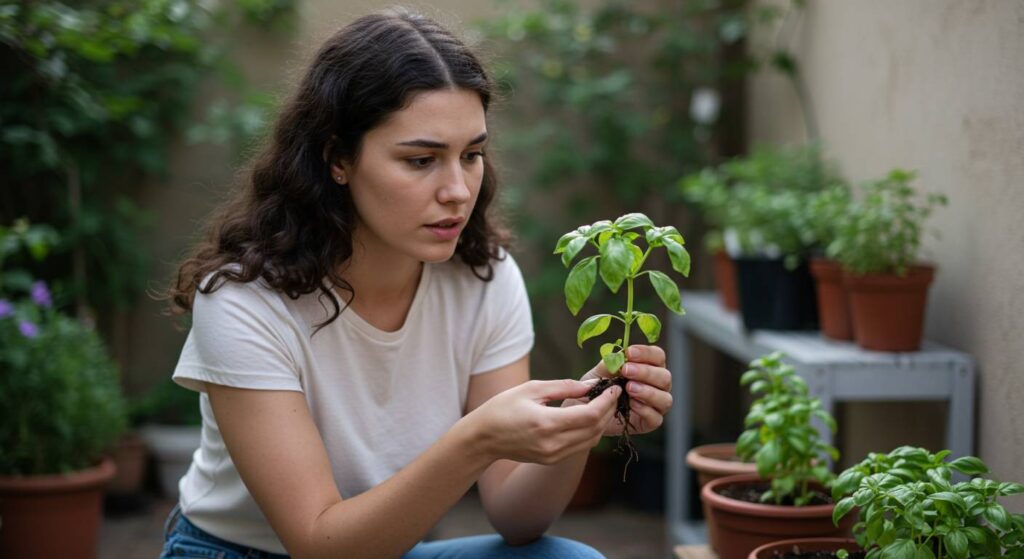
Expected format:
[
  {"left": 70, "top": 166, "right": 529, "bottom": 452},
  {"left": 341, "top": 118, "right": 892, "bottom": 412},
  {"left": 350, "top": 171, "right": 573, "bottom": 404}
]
[{"left": 734, "top": 256, "right": 819, "bottom": 331}]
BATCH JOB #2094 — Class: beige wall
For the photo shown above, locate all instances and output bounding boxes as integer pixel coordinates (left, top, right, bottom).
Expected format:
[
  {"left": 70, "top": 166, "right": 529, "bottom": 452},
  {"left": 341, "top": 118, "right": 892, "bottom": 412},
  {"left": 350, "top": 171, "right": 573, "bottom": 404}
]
[{"left": 748, "top": 1, "right": 1024, "bottom": 509}]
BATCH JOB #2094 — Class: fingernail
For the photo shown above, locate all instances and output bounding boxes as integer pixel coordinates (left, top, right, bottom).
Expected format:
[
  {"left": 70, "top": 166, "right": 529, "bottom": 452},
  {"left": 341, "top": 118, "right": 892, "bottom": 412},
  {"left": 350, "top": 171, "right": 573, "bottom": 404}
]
[
  {"left": 628, "top": 382, "right": 641, "bottom": 394},
  {"left": 622, "top": 364, "right": 633, "bottom": 377}
]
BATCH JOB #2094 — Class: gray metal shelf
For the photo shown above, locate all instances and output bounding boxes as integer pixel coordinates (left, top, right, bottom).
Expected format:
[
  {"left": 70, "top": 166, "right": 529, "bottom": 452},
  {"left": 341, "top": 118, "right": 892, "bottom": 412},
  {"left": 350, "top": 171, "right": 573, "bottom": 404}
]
[{"left": 665, "top": 291, "right": 976, "bottom": 548}]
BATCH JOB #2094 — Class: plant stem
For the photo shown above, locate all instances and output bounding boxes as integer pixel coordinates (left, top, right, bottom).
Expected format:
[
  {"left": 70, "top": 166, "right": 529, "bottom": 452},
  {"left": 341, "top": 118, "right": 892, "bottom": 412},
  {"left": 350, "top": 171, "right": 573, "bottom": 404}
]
[{"left": 622, "top": 276, "right": 634, "bottom": 355}]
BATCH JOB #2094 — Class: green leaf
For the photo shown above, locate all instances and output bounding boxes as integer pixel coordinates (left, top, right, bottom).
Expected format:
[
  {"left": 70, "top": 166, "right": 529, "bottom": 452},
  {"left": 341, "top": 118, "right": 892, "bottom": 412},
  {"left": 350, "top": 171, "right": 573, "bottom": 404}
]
[
  {"left": 554, "top": 231, "right": 579, "bottom": 254},
  {"left": 948, "top": 456, "right": 988, "bottom": 475},
  {"left": 740, "top": 370, "right": 760, "bottom": 386},
  {"left": 984, "top": 503, "right": 1011, "bottom": 531},
  {"left": 756, "top": 439, "right": 781, "bottom": 476},
  {"left": 603, "top": 350, "right": 626, "bottom": 375},
  {"left": 614, "top": 212, "right": 654, "bottom": 230},
  {"left": 929, "top": 491, "right": 966, "bottom": 510},
  {"left": 833, "top": 496, "right": 856, "bottom": 525},
  {"left": 600, "top": 343, "right": 616, "bottom": 358},
  {"left": 564, "top": 256, "right": 598, "bottom": 315},
  {"left": 944, "top": 530, "right": 968, "bottom": 559},
  {"left": 561, "top": 235, "right": 589, "bottom": 267},
  {"left": 649, "top": 270, "right": 683, "bottom": 314},
  {"left": 598, "top": 237, "right": 633, "bottom": 293},
  {"left": 999, "top": 482, "right": 1024, "bottom": 496},
  {"left": 880, "top": 539, "right": 916, "bottom": 559},
  {"left": 576, "top": 314, "right": 613, "bottom": 347},
  {"left": 663, "top": 237, "right": 691, "bottom": 277},
  {"left": 636, "top": 312, "right": 661, "bottom": 343},
  {"left": 628, "top": 242, "right": 645, "bottom": 274}
]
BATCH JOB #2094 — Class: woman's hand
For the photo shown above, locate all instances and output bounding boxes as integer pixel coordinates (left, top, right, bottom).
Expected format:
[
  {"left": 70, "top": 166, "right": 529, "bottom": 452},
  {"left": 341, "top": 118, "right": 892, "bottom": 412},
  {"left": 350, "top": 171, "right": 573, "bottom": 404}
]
[
  {"left": 463, "top": 379, "right": 620, "bottom": 465},
  {"left": 564, "top": 345, "right": 673, "bottom": 436}
]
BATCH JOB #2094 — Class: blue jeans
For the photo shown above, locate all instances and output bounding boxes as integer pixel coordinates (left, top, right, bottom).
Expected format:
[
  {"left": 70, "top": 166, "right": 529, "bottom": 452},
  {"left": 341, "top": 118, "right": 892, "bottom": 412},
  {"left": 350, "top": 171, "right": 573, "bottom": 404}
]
[{"left": 160, "top": 503, "right": 605, "bottom": 559}]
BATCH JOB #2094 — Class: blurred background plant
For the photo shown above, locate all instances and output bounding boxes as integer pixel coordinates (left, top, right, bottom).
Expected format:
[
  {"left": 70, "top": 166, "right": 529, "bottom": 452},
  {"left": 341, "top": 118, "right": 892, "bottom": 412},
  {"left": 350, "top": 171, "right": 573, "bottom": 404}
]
[
  {"left": 0, "top": 219, "right": 127, "bottom": 475},
  {"left": 476, "top": 0, "right": 803, "bottom": 376},
  {"left": 0, "top": 0, "right": 292, "bottom": 360}
]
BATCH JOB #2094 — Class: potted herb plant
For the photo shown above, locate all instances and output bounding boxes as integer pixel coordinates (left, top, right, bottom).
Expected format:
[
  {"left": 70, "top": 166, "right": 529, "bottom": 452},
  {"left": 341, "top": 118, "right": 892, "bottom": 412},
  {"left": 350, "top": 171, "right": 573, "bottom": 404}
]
[
  {"left": 805, "top": 184, "right": 855, "bottom": 341},
  {"left": 721, "top": 144, "right": 842, "bottom": 331},
  {"left": 0, "top": 220, "right": 128, "bottom": 559},
  {"left": 827, "top": 169, "right": 947, "bottom": 351},
  {"left": 831, "top": 446, "right": 1024, "bottom": 559},
  {"left": 680, "top": 168, "right": 739, "bottom": 311},
  {"left": 701, "top": 352, "right": 851, "bottom": 558},
  {"left": 555, "top": 212, "right": 689, "bottom": 476}
]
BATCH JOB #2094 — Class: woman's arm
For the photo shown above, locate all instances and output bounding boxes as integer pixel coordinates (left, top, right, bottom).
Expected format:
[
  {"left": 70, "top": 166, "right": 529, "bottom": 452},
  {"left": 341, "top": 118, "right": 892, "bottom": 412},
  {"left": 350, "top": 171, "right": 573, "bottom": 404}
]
[
  {"left": 472, "top": 346, "right": 673, "bottom": 544},
  {"left": 207, "top": 370, "right": 617, "bottom": 559}
]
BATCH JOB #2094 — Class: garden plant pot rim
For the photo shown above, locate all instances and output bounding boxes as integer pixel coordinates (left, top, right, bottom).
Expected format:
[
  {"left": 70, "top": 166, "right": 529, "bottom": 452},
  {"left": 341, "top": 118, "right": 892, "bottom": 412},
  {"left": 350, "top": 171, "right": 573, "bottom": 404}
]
[
  {"left": 0, "top": 456, "right": 116, "bottom": 494},
  {"left": 701, "top": 473, "right": 837, "bottom": 518},
  {"left": 842, "top": 263, "right": 936, "bottom": 287},
  {"left": 748, "top": 537, "right": 861, "bottom": 559},
  {"left": 686, "top": 443, "right": 757, "bottom": 477}
]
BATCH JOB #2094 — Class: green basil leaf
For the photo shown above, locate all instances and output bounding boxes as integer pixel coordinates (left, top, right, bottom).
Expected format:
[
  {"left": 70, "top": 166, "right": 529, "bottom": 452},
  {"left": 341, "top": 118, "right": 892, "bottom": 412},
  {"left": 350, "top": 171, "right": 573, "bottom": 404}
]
[
  {"left": 576, "top": 314, "right": 613, "bottom": 348},
  {"left": 664, "top": 237, "right": 691, "bottom": 277},
  {"left": 881, "top": 539, "right": 916, "bottom": 559},
  {"left": 600, "top": 343, "right": 617, "bottom": 358},
  {"left": 628, "top": 242, "right": 645, "bottom": 274},
  {"left": 586, "top": 220, "right": 613, "bottom": 238},
  {"left": 984, "top": 503, "right": 1011, "bottom": 531},
  {"left": 564, "top": 256, "right": 598, "bottom": 316},
  {"left": 833, "top": 496, "right": 857, "bottom": 525},
  {"left": 944, "top": 531, "right": 968, "bottom": 559},
  {"left": 614, "top": 212, "right": 654, "bottom": 230},
  {"left": 948, "top": 456, "right": 988, "bottom": 476},
  {"left": 561, "top": 235, "right": 589, "bottom": 268},
  {"left": 648, "top": 270, "right": 683, "bottom": 314},
  {"left": 635, "top": 312, "right": 661, "bottom": 343},
  {"left": 756, "top": 439, "right": 781, "bottom": 476},
  {"left": 553, "top": 231, "right": 579, "bottom": 254},
  {"left": 599, "top": 236, "right": 633, "bottom": 293},
  {"left": 603, "top": 350, "right": 626, "bottom": 375}
]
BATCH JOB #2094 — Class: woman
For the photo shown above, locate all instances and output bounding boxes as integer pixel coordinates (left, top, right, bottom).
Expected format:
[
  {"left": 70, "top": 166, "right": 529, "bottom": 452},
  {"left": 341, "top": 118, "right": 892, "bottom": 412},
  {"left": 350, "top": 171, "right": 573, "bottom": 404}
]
[{"left": 161, "top": 8, "right": 673, "bottom": 559}]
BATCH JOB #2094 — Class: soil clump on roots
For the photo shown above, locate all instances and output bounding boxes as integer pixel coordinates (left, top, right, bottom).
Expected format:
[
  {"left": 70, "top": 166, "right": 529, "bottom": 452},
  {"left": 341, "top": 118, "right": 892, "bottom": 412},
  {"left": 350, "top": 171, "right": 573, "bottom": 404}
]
[{"left": 586, "top": 376, "right": 638, "bottom": 480}]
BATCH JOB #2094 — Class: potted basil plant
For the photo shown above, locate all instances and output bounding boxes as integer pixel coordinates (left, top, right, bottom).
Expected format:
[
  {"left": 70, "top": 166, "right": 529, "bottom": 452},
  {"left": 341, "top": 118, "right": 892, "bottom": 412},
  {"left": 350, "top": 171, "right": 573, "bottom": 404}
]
[
  {"left": 701, "top": 352, "right": 851, "bottom": 558},
  {"left": 827, "top": 169, "right": 947, "bottom": 351},
  {"left": 831, "top": 446, "right": 1024, "bottom": 559}
]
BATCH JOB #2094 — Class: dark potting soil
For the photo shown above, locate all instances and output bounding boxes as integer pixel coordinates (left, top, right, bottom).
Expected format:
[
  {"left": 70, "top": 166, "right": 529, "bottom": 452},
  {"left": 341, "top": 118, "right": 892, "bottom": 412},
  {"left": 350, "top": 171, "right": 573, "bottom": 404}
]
[
  {"left": 586, "top": 376, "right": 637, "bottom": 480},
  {"left": 768, "top": 548, "right": 865, "bottom": 559},
  {"left": 716, "top": 482, "right": 833, "bottom": 506}
]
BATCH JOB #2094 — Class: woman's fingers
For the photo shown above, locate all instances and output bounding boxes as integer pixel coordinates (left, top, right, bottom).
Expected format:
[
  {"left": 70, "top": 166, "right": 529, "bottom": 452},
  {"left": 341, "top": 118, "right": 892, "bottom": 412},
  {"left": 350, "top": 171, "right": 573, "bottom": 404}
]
[
  {"left": 625, "top": 344, "right": 666, "bottom": 366},
  {"left": 621, "top": 362, "right": 671, "bottom": 392},
  {"left": 628, "top": 401, "right": 664, "bottom": 433},
  {"left": 624, "top": 379, "right": 673, "bottom": 415}
]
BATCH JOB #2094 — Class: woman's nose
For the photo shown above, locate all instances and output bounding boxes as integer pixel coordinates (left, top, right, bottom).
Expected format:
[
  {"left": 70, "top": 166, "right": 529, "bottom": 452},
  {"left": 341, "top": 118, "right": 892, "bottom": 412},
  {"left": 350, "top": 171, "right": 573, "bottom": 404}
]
[{"left": 437, "top": 160, "right": 473, "bottom": 204}]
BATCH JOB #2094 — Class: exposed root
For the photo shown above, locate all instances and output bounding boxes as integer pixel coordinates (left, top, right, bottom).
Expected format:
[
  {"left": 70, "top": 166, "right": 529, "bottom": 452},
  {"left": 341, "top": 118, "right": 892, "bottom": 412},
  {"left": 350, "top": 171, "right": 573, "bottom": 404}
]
[{"left": 587, "top": 376, "right": 639, "bottom": 481}]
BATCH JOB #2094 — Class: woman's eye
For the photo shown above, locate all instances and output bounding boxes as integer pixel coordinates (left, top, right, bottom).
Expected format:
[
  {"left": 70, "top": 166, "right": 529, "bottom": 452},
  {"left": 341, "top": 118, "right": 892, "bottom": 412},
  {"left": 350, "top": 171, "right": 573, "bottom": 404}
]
[
  {"left": 407, "top": 156, "right": 434, "bottom": 169},
  {"left": 463, "top": 151, "right": 485, "bottom": 162}
]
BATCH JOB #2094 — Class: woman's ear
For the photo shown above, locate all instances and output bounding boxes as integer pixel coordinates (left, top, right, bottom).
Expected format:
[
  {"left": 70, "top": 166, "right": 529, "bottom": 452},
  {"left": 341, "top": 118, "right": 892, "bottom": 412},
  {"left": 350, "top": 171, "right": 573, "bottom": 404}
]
[
  {"left": 323, "top": 135, "right": 348, "bottom": 185},
  {"left": 329, "top": 160, "right": 348, "bottom": 185}
]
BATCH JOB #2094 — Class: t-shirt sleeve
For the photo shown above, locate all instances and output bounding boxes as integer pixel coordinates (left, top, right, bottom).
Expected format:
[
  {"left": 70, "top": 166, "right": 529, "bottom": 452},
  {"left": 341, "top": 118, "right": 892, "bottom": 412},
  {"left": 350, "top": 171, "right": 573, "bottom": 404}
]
[
  {"left": 471, "top": 253, "right": 535, "bottom": 374},
  {"left": 172, "top": 279, "right": 303, "bottom": 394}
]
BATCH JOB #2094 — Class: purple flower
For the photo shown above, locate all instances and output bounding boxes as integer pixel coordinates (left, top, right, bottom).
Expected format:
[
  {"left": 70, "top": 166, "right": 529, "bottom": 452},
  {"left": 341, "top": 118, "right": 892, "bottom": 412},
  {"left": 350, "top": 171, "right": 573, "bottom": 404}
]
[
  {"left": 18, "top": 320, "right": 39, "bottom": 339},
  {"left": 0, "top": 299, "right": 12, "bottom": 318},
  {"left": 30, "top": 281, "right": 52, "bottom": 308}
]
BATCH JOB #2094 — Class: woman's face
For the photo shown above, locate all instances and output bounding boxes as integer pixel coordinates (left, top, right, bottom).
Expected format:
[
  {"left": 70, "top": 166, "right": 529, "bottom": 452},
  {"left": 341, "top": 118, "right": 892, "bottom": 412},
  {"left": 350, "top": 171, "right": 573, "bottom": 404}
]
[{"left": 333, "top": 88, "right": 487, "bottom": 265}]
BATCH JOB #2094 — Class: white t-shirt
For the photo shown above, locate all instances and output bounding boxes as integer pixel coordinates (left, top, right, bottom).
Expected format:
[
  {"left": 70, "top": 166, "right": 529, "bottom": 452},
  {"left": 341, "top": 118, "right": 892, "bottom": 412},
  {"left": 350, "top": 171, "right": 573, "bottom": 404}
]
[{"left": 171, "top": 253, "right": 534, "bottom": 554}]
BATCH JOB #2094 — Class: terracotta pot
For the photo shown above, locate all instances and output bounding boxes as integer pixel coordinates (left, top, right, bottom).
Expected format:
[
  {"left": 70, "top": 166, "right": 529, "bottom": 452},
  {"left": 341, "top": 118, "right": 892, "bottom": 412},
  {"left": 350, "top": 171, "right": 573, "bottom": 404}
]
[
  {"left": 843, "top": 264, "right": 935, "bottom": 351},
  {"left": 568, "top": 449, "right": 611, "bottom": 509},
  {"left": 809, "top": 258, "right": 853, "bottom": 341},
  {"left": 686, "top": 443, "right": 759, "bottom": 553},
  {"left": 713, "top": 251, "right": 740, "bottom": 311},
  {"left": 685, "top": 443, "right": 757, "bottom": 489},
  {"left": 749, "top": 537, "right": 861, "bottom": 559},
  {"left": 107, "top": 431, "right": 148, "bottom": 495},
  {"left": 701, "top": 473, "right": 853, "bottom": 559},
  {"left": 0, "top": 457, "right": 116, "bottom": 559}
]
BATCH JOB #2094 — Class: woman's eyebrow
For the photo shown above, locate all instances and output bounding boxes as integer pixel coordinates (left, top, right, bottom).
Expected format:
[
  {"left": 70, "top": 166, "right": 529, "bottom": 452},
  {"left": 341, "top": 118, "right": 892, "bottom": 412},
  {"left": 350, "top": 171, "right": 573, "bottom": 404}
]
[{"left": 396, "top": 132, "right": 488, "bottom": 149}]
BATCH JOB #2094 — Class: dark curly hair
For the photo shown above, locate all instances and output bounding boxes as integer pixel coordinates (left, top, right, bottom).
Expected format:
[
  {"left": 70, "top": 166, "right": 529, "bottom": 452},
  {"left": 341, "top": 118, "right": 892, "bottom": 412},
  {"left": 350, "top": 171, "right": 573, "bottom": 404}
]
[{"left": 166, "top": 8, "right": 509, "bottom": 331}]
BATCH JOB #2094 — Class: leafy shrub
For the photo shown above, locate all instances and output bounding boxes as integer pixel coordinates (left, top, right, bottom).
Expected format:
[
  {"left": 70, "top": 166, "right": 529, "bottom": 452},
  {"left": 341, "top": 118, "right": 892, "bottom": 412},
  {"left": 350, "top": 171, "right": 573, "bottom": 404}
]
[
  {"left": 736, "top": 351, "right": 839, "bottom": 505},
  {"left": 832, "top": 446, "right": 1024, "bottom": 559}
]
